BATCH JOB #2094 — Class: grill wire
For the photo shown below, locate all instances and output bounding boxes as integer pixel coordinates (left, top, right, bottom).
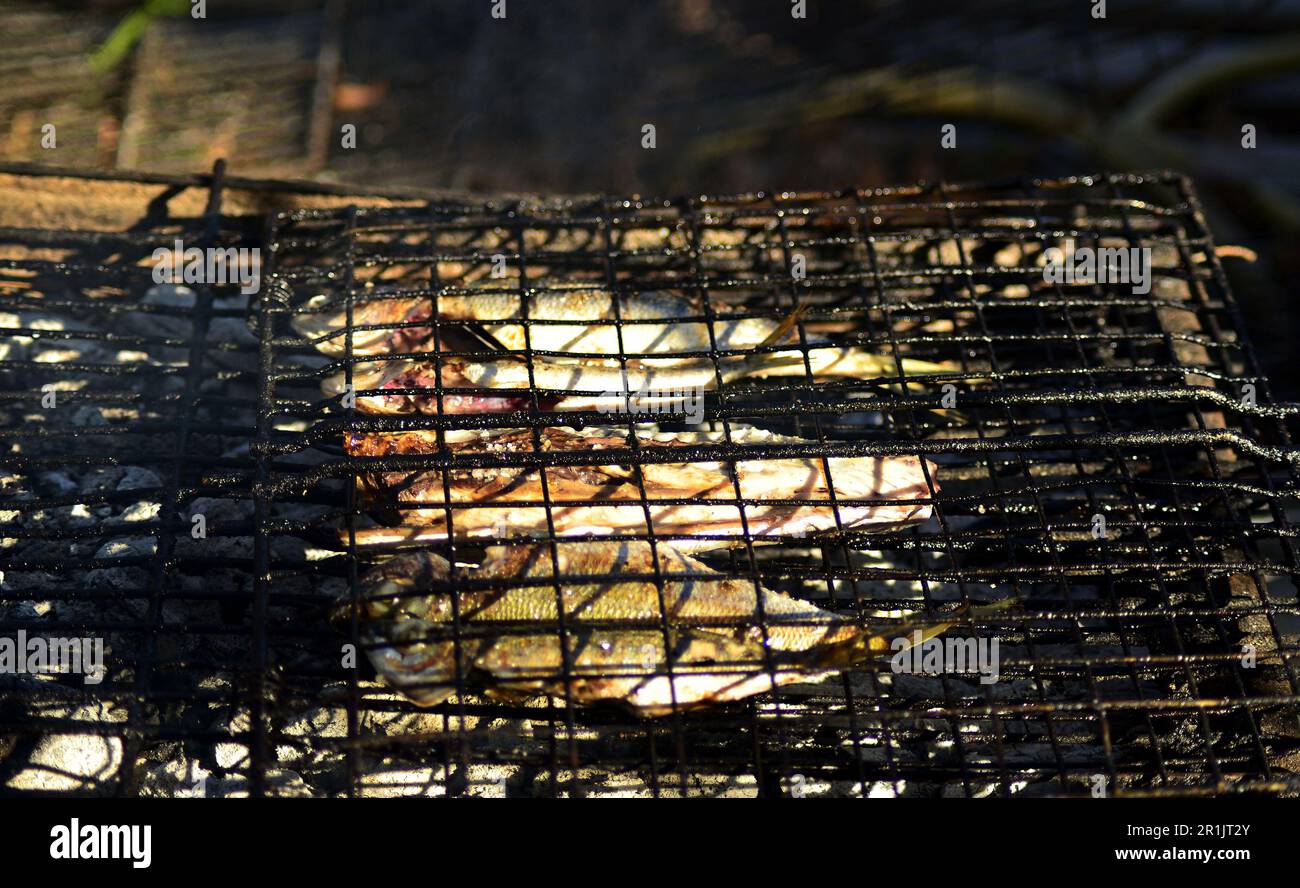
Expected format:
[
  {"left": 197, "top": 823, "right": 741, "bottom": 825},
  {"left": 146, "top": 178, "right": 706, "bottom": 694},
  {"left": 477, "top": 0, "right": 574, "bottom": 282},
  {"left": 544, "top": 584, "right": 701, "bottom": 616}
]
[{"left": 2, "top": 167, "right": 1298, "bottom": 797}]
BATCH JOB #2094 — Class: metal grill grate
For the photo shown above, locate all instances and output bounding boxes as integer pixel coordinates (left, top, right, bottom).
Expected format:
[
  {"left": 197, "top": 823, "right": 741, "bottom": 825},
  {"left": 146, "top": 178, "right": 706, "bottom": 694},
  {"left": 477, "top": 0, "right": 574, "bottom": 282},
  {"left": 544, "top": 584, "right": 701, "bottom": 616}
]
[
  {"left": 0, "top": 162, "right": 267, "bottom": 795},
  {"left": 0, "top": 162, "right": 415, "bottom": 797},
  {"left": 3, "top": 167, "right": 1299, "bottom": 797},
  {"left": 255, "top": 172, "right": 1300, "bottom": 797}
]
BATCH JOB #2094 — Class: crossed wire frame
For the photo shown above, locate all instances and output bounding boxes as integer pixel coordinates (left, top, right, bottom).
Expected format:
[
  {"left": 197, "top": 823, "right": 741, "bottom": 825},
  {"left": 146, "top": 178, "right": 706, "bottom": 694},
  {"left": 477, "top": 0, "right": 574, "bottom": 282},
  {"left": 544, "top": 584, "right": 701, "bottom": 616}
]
[
  {"left": 0, "top": 164, "right": 1293, "bottom": 797},
  {"left": 0, "top": 161, "right": 431, "bottom": 797},
  {"left": 254, "top": 172, "right": 1300, "bottom": 797},
  {"left": 0, "top": 161, "right": 272, "bottom": 795}
]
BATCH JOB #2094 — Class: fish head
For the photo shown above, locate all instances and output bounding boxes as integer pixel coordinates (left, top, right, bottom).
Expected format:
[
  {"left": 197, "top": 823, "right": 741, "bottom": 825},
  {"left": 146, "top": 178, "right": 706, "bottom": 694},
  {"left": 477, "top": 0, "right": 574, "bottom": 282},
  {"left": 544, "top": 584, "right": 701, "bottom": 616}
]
[
  {"left": 321, "top": 359, "right": 411, "bottom": 414},
  {"left": 323, "top": 357, "right": 540, "bottom": 415},
  {"left": 291, "top": 293, "right": 436, "bottom": 356},
  {"left": 333, "top": 549, "right": 481, "bottom": 708},
  {"left": 332, "top": 549, "right": 455, "bottom": 631}
]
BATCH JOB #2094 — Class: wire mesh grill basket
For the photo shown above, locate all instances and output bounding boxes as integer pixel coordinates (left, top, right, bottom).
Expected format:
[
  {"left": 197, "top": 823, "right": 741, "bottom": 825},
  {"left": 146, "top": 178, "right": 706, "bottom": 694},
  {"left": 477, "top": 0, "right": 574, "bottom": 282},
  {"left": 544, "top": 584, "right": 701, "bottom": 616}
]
[{"left": 3, "top": 166, "right": 1298, "bottom": 796}]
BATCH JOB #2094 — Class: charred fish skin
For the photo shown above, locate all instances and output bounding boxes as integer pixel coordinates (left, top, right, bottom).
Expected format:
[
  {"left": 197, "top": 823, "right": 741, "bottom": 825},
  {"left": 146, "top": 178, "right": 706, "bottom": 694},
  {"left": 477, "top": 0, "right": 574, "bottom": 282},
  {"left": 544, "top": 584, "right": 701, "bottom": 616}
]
[
  {"left": 337, "top": 542, "right": 885, "bottom": 714},
  {"left": 297, "top": 288, "right": 957, "bottom": 375},
  {"left": 361, "top": 625, "right": 793, "bottom": 714},
  {"left": 343, "top": 425, "right": 936, "bottom": 551},
  {"left": 434, "top": 289, "right": 804, "bottom": 359},
  {"left": 303, "top": 286, "right": 951, "bottom": 710}
]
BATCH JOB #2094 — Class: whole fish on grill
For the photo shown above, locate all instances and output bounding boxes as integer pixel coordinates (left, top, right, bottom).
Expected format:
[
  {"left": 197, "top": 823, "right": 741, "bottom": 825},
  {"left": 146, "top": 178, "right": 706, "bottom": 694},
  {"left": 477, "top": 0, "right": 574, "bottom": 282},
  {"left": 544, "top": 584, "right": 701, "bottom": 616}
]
[
  {"left": 287, "top": 223, "right": 781, "bottom": 349},
  {"left": 295, "top": 288, "right": 953, "bottom": 414},
  {"left": 294, "top": 288, "right": 776, "bottom": 358},
  {"left": 341, "top": 424, "right": 935, "bottom": 549},
  {"left": 334, "top": 541, "right": 957, "bottom": 714},
  {"left": 293, "top": 288, "right": 863, "bottom": 359},
  {"left": 322, "top": 346, "right": 951, "bottom": 415}
]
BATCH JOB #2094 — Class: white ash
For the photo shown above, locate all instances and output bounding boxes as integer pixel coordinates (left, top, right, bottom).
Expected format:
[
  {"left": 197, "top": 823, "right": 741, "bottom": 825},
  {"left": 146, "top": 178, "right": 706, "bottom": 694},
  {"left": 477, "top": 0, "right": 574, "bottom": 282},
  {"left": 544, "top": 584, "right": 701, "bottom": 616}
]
[{"left": 3, "top": 696, "right": 126, "bottom": 796}]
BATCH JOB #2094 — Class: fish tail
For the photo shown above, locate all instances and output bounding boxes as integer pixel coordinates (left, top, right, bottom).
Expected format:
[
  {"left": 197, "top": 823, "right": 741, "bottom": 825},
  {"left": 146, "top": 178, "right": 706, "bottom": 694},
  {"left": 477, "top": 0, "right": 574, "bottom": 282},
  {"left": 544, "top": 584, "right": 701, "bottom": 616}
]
[
  {"left": 815, "top": 597, "right": 1017, "bottom": 671},
  {"left": 722, "top": 346, "right": 968, "bottom": 421},
  {"left": 731, "top": 346, "right": 959, "bottom": 382},
  {"left": 756, "top": 300, "right": 812, "bottom": 348}
]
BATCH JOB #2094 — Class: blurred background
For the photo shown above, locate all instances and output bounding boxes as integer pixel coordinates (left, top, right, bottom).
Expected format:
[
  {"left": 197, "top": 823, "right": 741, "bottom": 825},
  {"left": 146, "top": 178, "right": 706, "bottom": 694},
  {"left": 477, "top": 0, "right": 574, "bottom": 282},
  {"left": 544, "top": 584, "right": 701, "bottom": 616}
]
[{"left": 1, "top": 0, "right": 1298, "bottom": 392}]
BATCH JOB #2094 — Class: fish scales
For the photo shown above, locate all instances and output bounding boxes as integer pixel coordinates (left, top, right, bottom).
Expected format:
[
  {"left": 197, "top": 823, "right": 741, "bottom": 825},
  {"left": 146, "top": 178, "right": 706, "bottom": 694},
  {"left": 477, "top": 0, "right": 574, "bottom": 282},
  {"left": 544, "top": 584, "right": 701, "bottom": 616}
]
[{"left": 338, "top": 541, "right": 896, "bottom": 714}]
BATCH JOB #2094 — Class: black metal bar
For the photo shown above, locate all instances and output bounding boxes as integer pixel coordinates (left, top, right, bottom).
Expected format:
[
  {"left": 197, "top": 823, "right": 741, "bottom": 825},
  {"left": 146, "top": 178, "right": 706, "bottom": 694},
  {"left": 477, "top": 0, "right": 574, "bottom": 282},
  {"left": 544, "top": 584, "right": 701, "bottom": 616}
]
[{"left": 5, "top": 166, "right": 1299, "bottom": 798}]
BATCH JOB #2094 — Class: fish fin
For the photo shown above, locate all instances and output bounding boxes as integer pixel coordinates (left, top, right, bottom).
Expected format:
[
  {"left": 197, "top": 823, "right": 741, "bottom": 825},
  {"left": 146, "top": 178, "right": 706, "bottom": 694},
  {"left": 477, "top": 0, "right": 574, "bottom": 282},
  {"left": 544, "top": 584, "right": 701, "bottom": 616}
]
[
  {"left": 357, "top": 473, "right": 407, "bottom": 527},
  {"left": 822, "top": 597, "right": 1018, "bottom": 668},
  {"left": 733, "top": 346, "right": 960, "bottom": 383},
  {"left": 757, "top": 300, "right": 812, "bottom": 348},
  {"left": 458, "top": 321, "right": 510, "bottom": 352},
  {"left": 723, "top": 346, "right": 968, "bottom": 421},
  {"left": 484, "top": 686, "right": 542, "bottom": 704}
]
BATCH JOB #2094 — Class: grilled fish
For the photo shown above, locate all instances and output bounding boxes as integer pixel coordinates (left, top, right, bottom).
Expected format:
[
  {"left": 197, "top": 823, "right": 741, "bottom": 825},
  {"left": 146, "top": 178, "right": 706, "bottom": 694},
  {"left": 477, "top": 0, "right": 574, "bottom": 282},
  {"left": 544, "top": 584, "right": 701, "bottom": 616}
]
[
  {"left": 294, "top": 289, "right": 783, "bottom": 358},
  {"left": 321, "top": 347, "right": 951, "bottom": 415},
  {"left": 336, "top": 541, "right": 940, "bottom": 714},
  {"left": 288, "top": 223, "right": 783, "bottom": 350},
  {"left": 295, "top": 288, "right": 952, "bottom": 414},
  {"left": 342, "top": 424, "right": 935, "bottom": 549}
]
